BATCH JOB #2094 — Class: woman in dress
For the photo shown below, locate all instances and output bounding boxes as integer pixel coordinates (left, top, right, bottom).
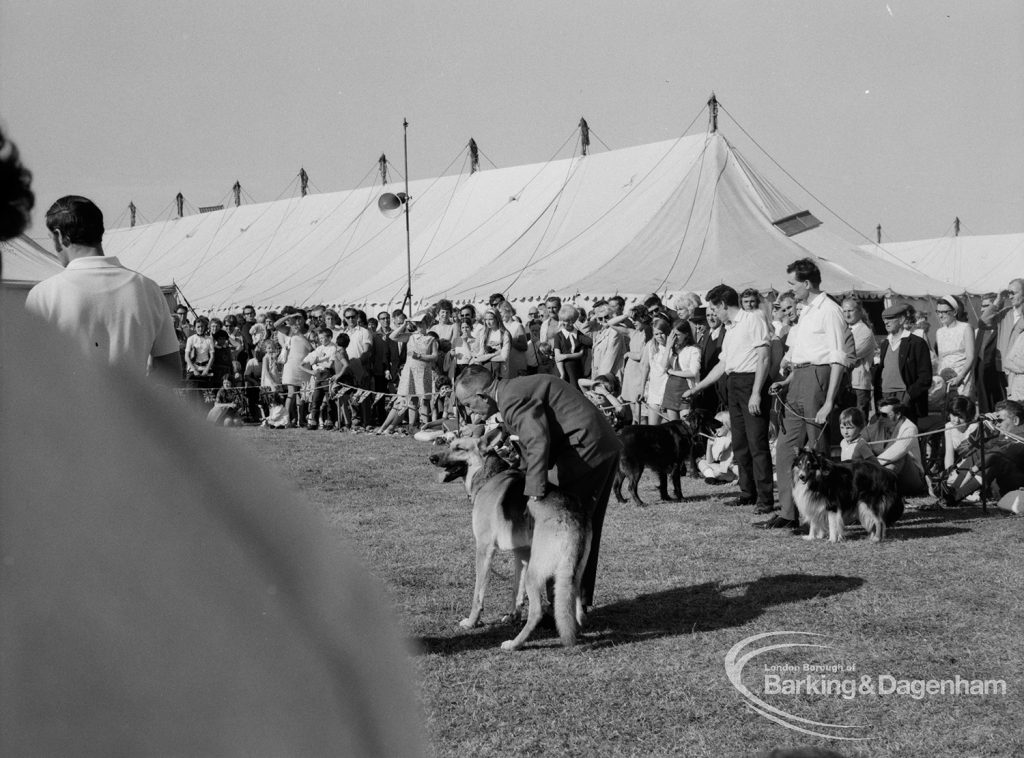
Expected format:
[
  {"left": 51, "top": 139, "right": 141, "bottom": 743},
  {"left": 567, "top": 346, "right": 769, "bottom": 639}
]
[
  {"left": 620, "top": 304, "right": 652, "bottom": 425},
  {"left": 552, "top": 305, "right": 590, "bottom": 390},
  {"left": 934, "top": 295, "right": 975, "bottom": 399},
  {"left": 275, "top": 310, "right": 313, "bottom": 427},
  {"left": 659, "top": 320, "right": 701, "bottom": 422},
  {"left": 473, "top": 309, "right": 511, "bottom": 379},
  {"left": 642, "top": 314, "right": 672, "bottom": 425}
]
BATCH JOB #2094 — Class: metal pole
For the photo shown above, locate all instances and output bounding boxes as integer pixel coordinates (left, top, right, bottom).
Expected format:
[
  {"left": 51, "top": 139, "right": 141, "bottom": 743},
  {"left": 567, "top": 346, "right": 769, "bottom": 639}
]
[{"left": 403, "top": 118, "right": 412, "bottom": 317}]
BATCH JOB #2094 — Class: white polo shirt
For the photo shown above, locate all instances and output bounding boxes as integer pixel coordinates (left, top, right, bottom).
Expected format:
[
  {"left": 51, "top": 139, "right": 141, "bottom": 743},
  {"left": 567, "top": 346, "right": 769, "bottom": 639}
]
[
  {"left": 25, "top": 256, "right": 178, "bottom": 376},
  {"left": 721, "top": 309, "right": 769, "bottom": 374},
  {"left": 785, "top": 292, "right": 850, "bottom": 366}
]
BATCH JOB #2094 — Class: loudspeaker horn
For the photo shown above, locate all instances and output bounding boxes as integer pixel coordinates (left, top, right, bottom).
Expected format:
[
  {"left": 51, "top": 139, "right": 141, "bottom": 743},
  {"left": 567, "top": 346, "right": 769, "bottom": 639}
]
[{"left": 378, "top": 191, "right": 408, "bottom": 219}]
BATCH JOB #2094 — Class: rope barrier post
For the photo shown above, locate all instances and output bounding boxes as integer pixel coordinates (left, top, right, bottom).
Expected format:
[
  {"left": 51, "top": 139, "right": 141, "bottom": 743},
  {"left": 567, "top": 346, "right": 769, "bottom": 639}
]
[{"left": 980, "top": 420, "right": 988, "bottom": 513}]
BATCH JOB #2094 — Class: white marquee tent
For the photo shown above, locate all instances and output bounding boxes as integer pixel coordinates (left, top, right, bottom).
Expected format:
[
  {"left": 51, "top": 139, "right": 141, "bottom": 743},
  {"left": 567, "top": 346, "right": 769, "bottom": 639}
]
[
  {"left": 104, "top": 131, "right": 955, "bottom": 314},
  {"left": 860, "top": 233, "right": 1024, "bottom": 295}
]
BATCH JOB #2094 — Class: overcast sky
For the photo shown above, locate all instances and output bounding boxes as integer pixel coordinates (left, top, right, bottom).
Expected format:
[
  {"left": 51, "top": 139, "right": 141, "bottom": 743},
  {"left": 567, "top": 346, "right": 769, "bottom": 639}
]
[{"left": 2, "top": 0, "right": 1021, "bottom": 247}]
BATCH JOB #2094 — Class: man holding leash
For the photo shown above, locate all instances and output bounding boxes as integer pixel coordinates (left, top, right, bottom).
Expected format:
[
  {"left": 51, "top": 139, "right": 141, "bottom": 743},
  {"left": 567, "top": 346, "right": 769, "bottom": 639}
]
[
  {"left": 766, "top": 259, "right": 851, "bottom": 532},
  {"left": 454, "top": 366, "right": 622, "bottom": 611},
  {"left": 684, "top": 284, "right": 773, "bottom": 515}
]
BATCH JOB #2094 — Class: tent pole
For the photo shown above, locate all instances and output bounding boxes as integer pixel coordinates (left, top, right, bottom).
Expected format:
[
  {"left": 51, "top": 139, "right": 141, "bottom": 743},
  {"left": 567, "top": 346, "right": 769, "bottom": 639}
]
[
  {"left": 708, "top": 92, "right": 718, "bottom": 133},
  {"left": 402, "top": 118, "right": 412, "bottom": 317}
]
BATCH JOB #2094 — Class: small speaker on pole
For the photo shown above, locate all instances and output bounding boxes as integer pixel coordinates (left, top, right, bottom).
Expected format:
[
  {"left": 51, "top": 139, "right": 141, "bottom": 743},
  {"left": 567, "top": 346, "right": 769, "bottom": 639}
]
[{"left": 378, "top": 191, "right": 408, "bottom": 219}]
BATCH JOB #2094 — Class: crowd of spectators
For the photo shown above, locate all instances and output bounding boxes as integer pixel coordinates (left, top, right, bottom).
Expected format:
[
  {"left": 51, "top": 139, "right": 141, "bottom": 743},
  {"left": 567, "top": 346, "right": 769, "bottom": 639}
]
[{"left": 172, "top": 270, "right": 1024, "bottom": 516}]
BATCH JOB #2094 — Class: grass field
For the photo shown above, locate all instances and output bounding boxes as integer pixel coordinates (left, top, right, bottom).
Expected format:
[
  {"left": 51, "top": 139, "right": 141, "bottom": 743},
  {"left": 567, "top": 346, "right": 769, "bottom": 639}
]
[{"left": 239, "top": 427, "right": 1022, "bottom": 758}]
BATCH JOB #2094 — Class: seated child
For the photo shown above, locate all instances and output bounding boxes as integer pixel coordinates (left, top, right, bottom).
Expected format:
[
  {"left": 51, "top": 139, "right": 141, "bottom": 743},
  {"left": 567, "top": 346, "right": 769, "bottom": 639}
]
[
  {"left": 698, "top": 411, "right": 737, "bottom": 484},
  {"left": 839, "top": 407, "right": 876, "bottom": 462},
  {"left": 207, "top": 376, "right": 243, "bottom": 426}
]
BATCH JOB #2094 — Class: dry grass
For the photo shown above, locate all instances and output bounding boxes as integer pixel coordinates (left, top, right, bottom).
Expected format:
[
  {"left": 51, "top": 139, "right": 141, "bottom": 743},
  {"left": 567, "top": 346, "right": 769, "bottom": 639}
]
[{"left": 239, "top": 427, "right": 1023, "bottom": 758}]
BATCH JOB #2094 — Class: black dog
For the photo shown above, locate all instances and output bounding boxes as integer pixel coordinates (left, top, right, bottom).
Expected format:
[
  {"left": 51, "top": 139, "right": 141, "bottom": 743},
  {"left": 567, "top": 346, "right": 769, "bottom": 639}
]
[
  {"left": 613, "top": 418, "right": 696, "bottom": 506},
  {"left": 791, "top": 448, "right": 905, "bottom": 542}
]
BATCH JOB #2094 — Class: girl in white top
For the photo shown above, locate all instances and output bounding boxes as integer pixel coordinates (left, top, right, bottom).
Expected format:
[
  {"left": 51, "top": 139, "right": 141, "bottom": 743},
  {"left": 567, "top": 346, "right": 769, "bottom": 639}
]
[
  {"left": 643, "top": 315, "right": 672, "bottom": 425},
  {"left": 497, "top": 301, "right": 529, "bottom": 379},
  {"left": 472, "top": 309, "right": 510, "bottom": 378}
]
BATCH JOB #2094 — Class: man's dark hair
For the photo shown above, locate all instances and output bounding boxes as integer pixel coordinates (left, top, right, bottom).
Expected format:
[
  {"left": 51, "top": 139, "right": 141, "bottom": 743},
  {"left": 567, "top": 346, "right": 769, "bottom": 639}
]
[
  {"left": 995, "top": 399, "right": 1024, "bottom": 425},
  {"left": 45, "top": 195, "right": 104, "bottom": 247},
  {"left": 0, "top": 128, "right": 34, "bottom": 242},
  {"left": 454, "top": 364, "right": 495, "bottom": 397},
  {"left": 545, "top": 296, "right": 562, "bottom": 308},
  {"left": 705, "top": 284, "right": 739, "bottom": 309},
  {"left": 643, "top": 294, "right": 663, "bottom": 309},
  {"left": 786, "top": 258, "right": 822, "bottom": 288},
  {"left": 878, "top": 396, "right": 911, "bottom": 419},
  {"left": 608, "top": 295, "right": 625, "bottom": 310},
  {"left": 592, "top": 298, "right": 608, "bottom": 308},
  {"left": 377, "top": 311, "right": 390, "bottom": 321},
  {"left": 336, "top": 332, "right": 351, "bottom": 348},
  {"left": 435, "top": 298, "right": 454, "bottom": 312},
  {"left": 460, "top": 304, "right": 477, "bottom": 320}
]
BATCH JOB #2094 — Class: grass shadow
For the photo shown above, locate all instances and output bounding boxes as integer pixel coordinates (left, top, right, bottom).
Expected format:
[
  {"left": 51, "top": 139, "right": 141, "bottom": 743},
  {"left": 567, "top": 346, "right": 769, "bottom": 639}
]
[
  {"left": 414, "top": 573, "right": 864, "bottom": 655},
  {"left": 585, "top": 573, "right": 864, "bottom": 648}
]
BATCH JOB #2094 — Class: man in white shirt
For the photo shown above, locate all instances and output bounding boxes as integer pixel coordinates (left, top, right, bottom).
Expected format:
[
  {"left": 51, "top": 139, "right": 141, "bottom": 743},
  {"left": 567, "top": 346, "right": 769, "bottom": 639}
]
[
  {"left": 768, "top": 259, "right": 851, "bottom": 530},
  {"left": 685, "top": 284, "right": 773, "bottom": 512},
  {"left": 25, "top": 195, "right": 181, "bottom": 382}
]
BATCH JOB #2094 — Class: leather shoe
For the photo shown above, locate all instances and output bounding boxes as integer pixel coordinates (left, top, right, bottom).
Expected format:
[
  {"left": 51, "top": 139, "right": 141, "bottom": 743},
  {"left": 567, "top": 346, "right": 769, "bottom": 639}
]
[
  {"left": 724, "top": 496, "right": 756, "bottom": 507},
  {"left": 753, "top": 502, "right": 776, "bottom": 515},
  {"left": 754, "top": 515, "right": 798, "bottom": 530}
]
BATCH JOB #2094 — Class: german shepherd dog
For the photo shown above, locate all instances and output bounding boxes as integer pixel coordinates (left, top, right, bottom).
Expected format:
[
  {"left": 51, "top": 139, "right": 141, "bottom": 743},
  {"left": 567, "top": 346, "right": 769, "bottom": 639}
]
[
  {"left": 791, "top": 448, "right": 904, "bottom": 542},
  {"left": 613, "top": 411, "right": 720, "bottom": 506},
  {"left": 429, "top": 437, "right": 591, "bottom": 650}
]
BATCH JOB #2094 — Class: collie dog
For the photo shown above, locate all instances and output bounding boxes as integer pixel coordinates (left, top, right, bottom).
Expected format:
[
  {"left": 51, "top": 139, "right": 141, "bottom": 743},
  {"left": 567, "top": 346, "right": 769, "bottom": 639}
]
[{"left": 791, "top": 448, "right": 904, "bottom": 542}]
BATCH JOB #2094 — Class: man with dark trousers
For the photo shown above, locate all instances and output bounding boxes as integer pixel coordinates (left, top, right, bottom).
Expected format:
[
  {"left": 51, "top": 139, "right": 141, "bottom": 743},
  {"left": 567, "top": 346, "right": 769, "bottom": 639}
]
[
  {"left": 685, "top": 285, "right": 773, "bottom": 513},
  {"left": 873, "top": 302, "right": 933, "bottom": 422},
  {"left": 767, "top": 259, "right": 850, "bottom": 532},
  {"left": 454, "top": 366, "right": 621, "bottom": 611}
]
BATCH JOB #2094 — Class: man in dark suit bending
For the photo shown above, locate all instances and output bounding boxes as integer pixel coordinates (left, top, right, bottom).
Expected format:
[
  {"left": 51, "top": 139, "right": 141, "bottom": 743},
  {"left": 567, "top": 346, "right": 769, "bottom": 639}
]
[{"left": 454, "top": 366, "right": 622, "bottom": 610}]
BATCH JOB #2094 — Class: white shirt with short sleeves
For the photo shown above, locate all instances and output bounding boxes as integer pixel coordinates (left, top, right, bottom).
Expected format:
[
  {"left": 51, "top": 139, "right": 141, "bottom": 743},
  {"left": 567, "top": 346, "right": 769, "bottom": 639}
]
[
  {"left": 785, "top": 292, "right": 850, "bottom": 367},
  {"left": 25, "top": 256, "right": 178, "bottom": 376},
  {"left": 721, "top": 309, "right": 769, "bottom": 374}
]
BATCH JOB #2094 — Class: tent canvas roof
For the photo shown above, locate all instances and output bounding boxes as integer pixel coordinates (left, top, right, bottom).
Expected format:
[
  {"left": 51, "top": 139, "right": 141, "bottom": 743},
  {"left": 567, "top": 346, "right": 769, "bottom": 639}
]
[
  {"left": 0, "top": 235, "right": 63, "bottom": 283},
  {"left": 104, "top": 132, "right": 955, "bottom": 312},
  {"left": 860, "top": 234, "right": 1024, "bottom": 294}
]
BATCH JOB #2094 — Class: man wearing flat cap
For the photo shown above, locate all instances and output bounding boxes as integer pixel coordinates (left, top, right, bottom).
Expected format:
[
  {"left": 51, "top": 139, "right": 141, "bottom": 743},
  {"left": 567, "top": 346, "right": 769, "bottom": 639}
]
[{"left": 873, "top": 302, "right": 933, "bottom": 422}]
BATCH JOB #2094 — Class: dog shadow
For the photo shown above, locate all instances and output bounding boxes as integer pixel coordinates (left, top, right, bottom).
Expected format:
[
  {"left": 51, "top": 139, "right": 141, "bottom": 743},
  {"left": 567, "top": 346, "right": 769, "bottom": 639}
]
[
  {"left": 413, "top": 573, "right": 863, "bottom": 655},
  {"left": 584, "top": 573, "right": 863, "bottom": 648}
]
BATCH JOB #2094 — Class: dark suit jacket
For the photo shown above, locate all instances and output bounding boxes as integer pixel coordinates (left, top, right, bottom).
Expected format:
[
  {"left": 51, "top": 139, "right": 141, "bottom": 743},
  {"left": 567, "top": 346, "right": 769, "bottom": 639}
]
[
  {"left": 696, "top": 327, "right": 727, "bottom": 412},
  {"left": 874, "top": 333, "right": 933, "bottom": 420},
  {"left": 497, "top": 374, "right": 622, "bottom": 498}
]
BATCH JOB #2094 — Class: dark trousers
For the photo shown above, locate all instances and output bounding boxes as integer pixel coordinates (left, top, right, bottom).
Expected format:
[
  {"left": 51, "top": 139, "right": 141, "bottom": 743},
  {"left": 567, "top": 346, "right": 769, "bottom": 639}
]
[
  {"left": 776, "top": 365, "right": 831, "bottom": 520},
  {"left": 726, "top": 372, "right": 774, "bottom": 506},
  {"left": 556, "top": 454, "right": 619, "bottom": 608}
]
